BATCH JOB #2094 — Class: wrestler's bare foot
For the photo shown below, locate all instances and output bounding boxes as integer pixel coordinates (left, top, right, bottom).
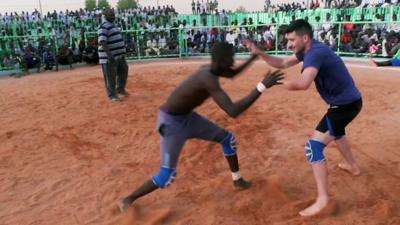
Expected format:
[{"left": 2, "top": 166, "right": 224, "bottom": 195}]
[
  {"left": 117, "top": 198, "right": 131, "bottom": 213},
  {"left": 368, "top": 57, "right": 378, "bottom": 67},
  {"left": 233, "top": 178, "right": 252, "bottom": 190},
  {"left": 338, "top": 162, "right": 361, "bottom": 176},
  {"left": 299, "top": 196, "right": 328, "bottom": 217}
]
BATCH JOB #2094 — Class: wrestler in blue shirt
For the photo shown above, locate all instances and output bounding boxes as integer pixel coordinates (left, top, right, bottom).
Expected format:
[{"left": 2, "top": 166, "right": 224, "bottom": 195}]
[{"left": 251, "top": 19, "right": 362, "bottom": 217}]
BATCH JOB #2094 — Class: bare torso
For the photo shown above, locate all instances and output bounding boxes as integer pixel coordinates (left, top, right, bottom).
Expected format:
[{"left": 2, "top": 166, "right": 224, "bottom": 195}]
[{"left": 162, "top": 65, "right": 216, "bottom": 113}]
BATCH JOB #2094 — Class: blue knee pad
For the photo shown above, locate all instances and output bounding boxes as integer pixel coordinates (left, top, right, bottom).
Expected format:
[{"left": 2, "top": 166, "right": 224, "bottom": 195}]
[
  {"left": 305, "top": 140, "right": 327, "bottom": 164},
  {"left": 221, "top": 133, "right": 237, "bottom": 156},
  {"left": 152, "top": 167, "right": 177, "bottom": 188}
]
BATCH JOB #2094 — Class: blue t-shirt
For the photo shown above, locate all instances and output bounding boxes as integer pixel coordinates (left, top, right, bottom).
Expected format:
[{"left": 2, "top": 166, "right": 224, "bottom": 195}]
[{"left": 296, "top": 40, "right": 361, "bottom": 105}]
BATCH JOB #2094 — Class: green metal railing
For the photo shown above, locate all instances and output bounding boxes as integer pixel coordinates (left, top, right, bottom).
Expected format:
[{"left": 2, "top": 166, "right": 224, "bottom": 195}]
[
  {"left": 81, "top": 20, "right": 395, "bottom": 60},
  {"left": 177, "top": 5, "right": 400, "bottom": 26}
]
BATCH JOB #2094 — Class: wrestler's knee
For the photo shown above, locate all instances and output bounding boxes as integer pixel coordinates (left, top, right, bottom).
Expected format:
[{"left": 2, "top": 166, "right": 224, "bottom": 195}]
[
  {"left": 152, "top": 167, "right": 177, "bottom": 188},
  {"left": 305, "top": 140, "right": 326, "bottom": 164},
  {"left": 220, "top": 132, "right": 237, "bottom": 156}
]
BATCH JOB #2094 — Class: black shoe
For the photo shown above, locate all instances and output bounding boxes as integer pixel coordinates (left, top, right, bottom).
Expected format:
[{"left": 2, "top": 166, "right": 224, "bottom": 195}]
[
  {"left": 117, "top": 90, "right": 129, "bottom": 98},
  {"left": 233, "top": 178, "right": 252, "bottom": 190}
]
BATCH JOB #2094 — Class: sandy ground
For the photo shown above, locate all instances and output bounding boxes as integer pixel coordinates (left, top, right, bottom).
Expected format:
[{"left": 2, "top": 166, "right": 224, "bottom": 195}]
[{"left": 0, "top": 59, "right": 399, "bottom": 225}]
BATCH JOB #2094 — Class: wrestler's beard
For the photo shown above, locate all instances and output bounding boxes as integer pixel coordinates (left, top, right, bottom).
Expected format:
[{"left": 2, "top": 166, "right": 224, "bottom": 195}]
[{"left": 296, "top": 44, "right": 306, "bottom": 55}]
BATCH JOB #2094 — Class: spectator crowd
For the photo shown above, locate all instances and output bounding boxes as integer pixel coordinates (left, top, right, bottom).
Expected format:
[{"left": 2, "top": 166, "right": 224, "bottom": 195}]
[{"left": 265, "top": 0, "right": 400, "bottom": 13}]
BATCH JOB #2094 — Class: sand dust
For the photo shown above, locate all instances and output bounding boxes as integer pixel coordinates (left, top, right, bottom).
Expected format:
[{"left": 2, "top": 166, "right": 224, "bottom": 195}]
[{"left": 0, "top": 59, "right": 399, "bottom": 225}]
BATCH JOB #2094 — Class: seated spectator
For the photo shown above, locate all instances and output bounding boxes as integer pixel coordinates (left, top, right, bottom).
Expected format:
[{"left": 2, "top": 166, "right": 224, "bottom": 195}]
[
  {"left": 313, "top": 16, "right": 325, "bottom": 42},
  {"left": 225, "top": 30, "right": 237, "bottom": 46},
  {"left": 368, "top": 40, "right": 380, "bottom": 54},
  {"left": 42, "top": 47, "right": 56, "bottom": 70},
  {"left": 343, "top": 16, "right": 356, "bottom": 32},
  {"left": 387, "top": 15, "right": 400, "bottom": 33},
  {"left": 382, "top": 32, "right": 400, "bottom": 56},
  {"left": 145, "top": 38, "right": 160, "bottom": 56},
  {"left": 341, "top": 30, "right": 353, "bottom": 52},
  {"left": 360, "top": 0, "right": 371, "bottom": 8},
  {"left": 56, "top": 44, "right": 74, "bottom": 70},
  {"left": 0, "top": 47, "right": 10, "bottom": 68},
  {"left": 322, "top": 14, "right": 334, "bottom": 38},
  {"left": 2, "top": 53, "right": 19, "bottom": 69},
  {"left": 167, "top": 37, "right": 179, "bottom": 53},
  {"left": 369, "top": 48, "right": 400, "bottom": 66},
  {"left": 71, "top": 41, "right": 82, "bottom": 63},
  {"left": 125, "top": 33, "right": 136, "bottom": 55},
  {"left": 200, "top": 32, "right": 208, "bottom": 53},
  {"left": 236, "top": 35, "right": 247, "bottom": 52},
  {"left": 20, "top": 46, "right": 41, "bottom": 74},
  {"left": 82, "top": 42, "right": 99, "bottom": 65},
  {"left": 158, "top": 34, "right": 168, "bottom": 53}
]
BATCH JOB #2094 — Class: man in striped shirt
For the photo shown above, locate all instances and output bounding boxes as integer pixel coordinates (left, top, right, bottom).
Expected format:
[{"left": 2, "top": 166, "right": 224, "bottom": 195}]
[{"left": 98, "top": 8, "right": 129, "bottom": 102}]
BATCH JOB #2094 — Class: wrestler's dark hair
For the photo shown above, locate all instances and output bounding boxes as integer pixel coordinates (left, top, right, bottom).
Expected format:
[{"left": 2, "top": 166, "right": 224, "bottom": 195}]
[
  {"left": 285, "top": 19, "right": 313, "bottom": 38},
  {"left": 211, "top": 42, "right": 234, "bottom": 64}
]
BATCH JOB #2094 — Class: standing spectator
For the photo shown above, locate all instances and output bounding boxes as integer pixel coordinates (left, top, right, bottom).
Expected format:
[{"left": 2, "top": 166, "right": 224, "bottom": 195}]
[
  {"left": 192, "top": 0, "right": 196, "bottom": 14},
  {"left": 265, "top": 0, "right": 272, "bottom": 11},
  {"left": 201, "top": 0, "right": 207, "bottom": 14},
  {"left": 214, "top": 0, "right": 219, "bottom": 13},
  {"left": 197, "top": 0, "right": 201, "bottom": 14},
  {"left": 220, "top": 10, "right": 228, "bottom": 26},
  {"left": 206, "top": 0, "right": 211, "bottom": 13},
  {"left": 98, "top": 9, "right": 129, "bottom": 102}
]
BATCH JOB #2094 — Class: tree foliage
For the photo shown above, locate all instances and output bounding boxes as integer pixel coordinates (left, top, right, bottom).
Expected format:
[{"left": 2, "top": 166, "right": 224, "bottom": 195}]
[
  {"left": 97, "top": 0, "right": 111, "bottom": 9},
  {"left": 236, "top": 6, "right": 247, "bottom": 13},
  {"left": 117, "top": 0, "right": 138, "bottom": 10},
  {"left": 85, "top": 0, "right": 97, "bottom": 11}
]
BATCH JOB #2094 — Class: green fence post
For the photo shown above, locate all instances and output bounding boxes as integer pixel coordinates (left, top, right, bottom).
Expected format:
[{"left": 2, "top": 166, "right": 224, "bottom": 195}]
[
  {"left": 275, "top": 23, "right": 278, "bottom": 56},
  {"left": 179, "top": 27, "right": 183, "bottom": 58},
  {"left": 337, "top": 22, "right": 342, "bottom": 56},
  {"left": 136, "top": 30, "right": 141, "bottom": 60}
]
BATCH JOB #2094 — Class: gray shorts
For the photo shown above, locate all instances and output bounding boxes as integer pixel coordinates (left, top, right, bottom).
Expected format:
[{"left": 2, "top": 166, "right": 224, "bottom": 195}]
[{"left": 157, "top": 109, "right": 229, "bottom": 169}]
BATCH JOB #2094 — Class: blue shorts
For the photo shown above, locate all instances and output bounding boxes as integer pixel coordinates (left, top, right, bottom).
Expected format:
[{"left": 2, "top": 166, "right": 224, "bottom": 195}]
[
  {"left": 157, "top": 109, "right": 228, "bottom": 169},
  {"left": 392, "top": 59, "right": 400, "bottom": 67}
]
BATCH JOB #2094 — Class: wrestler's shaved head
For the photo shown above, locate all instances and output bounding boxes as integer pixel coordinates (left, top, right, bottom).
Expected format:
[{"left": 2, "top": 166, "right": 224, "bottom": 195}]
[{"left": 211, "top": 42, "right": 234, "bottom": 76}]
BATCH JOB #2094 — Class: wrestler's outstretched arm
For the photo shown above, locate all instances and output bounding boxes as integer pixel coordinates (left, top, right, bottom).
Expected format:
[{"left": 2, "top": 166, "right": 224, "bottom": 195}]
[
  {"left": 250, "top": 43, "right": 300, "bottom": 69},
  {"left": 226, "top": 54, "right": 258, "bottom": 77},
  {"left": 282, "top": 67, "right": 318, "bottom": 91},
  {"left": 206, "top": 70, "right": 284, "bottom": 118}
]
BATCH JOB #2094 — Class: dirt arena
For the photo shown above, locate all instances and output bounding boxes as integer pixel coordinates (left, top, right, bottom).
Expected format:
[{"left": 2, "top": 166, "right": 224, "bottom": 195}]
[{"left": 0, "top": 58, "right": 399, "bottom": 225}]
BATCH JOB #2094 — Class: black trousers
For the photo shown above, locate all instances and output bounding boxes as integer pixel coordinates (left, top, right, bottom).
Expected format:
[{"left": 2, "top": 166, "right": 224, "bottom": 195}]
[{"left": 101, "top": 57, "right": 129, "bottom": 98}]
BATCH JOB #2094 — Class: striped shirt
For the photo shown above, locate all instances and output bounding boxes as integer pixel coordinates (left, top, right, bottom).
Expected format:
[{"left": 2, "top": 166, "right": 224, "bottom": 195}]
[{"left": 97, "top": 20, "right": 126, "bottom": 64}]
